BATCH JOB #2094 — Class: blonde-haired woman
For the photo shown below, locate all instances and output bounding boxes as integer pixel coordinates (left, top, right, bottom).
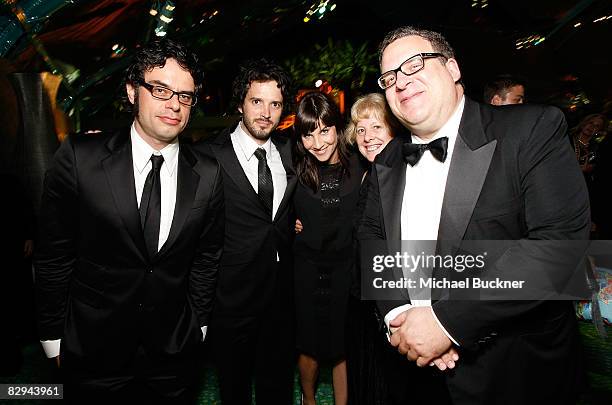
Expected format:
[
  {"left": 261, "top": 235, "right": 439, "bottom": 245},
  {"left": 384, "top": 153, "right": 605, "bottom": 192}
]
[
  {"left": 345, "top": 93, "right": 410, "bottom": 405},
  {"left": 346, "top": 93, "right": 402, "bottom": 164}
]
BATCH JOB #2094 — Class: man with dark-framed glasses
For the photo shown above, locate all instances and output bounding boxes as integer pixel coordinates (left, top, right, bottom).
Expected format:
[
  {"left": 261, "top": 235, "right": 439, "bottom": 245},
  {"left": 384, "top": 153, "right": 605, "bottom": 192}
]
[
  {"left": 35, "top": 39, "right": 224, "bottom": 403},
  {"left": 358, "top": 26, "right": 589, "bottom": 404},
  {"left": 136, "top": 79, "right": 198, "bottom": 107}
]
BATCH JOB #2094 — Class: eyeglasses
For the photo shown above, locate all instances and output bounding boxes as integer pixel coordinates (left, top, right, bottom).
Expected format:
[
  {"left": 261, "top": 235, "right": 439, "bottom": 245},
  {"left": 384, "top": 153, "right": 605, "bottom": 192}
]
[
  {"left": 377, "top": 53, "right": 445, "bottom": 90},
  {"left": 138, "top": 80, "right": 197, "bottom": 107}
]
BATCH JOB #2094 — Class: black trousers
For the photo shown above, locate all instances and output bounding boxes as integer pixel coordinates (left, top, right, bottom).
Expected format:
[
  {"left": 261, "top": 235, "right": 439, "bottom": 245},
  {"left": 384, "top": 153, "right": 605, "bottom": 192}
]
[
  {"left": 61, "top": 345, "right": 200, "bottom": 405},
  {"left": 211, "top": 308, "right": 295, "bottom": 405}
]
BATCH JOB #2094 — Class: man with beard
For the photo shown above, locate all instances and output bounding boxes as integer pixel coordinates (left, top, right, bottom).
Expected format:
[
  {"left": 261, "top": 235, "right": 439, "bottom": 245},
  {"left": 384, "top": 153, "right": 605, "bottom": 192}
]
[{"left": 197, "top": 59, "right": 296, "bottom": 404}]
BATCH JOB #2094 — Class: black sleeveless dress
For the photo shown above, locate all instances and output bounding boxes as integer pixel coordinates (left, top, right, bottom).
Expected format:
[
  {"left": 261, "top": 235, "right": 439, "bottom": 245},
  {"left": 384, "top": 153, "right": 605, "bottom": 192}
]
[{"left": 293, "top": 153, "right": 363, "bottom": 363}]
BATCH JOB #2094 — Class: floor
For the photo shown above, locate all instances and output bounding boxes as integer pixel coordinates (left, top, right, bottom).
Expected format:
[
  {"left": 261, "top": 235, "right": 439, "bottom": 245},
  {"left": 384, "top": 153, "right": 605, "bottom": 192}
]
[{"left": 1, "top": 323, "right": 609, "bottom": 404}]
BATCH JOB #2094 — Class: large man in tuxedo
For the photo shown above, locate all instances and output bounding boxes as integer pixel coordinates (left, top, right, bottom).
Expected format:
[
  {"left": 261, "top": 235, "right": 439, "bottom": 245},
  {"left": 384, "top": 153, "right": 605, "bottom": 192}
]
[
  {"left": 358, "top": 27, "right": 590, "bottom": 404},
  {"left": 197, "top": 59, "right": 296, "bottom": 404},
  {"left": 35, "top": 39, "right": 224, "bottom": 403}
]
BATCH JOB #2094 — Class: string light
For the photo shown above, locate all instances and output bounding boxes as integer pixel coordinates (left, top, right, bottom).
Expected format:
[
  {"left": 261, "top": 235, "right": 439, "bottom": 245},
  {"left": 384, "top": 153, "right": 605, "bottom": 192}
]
[
  {"left": 153, "top": 1, "right": 175, "bottom": 37},
  {"left": 515, "top": 34, "right": 545, "bottom": 50},
  {"left": 199, "top": 9, "right": 219, "bottom": 24},
  {"left": 593, "top": 15, "right": 611, "bottom": 23},
  {"left": 303, "top": 1, "right": 336, "bottom": 23}
]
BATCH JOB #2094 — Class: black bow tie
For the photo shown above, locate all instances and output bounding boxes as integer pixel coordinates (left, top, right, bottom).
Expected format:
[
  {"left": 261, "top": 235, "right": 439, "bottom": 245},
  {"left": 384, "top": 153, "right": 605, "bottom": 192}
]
[{"left": 402, "top": 137, "right": 449, "bottom": 166}]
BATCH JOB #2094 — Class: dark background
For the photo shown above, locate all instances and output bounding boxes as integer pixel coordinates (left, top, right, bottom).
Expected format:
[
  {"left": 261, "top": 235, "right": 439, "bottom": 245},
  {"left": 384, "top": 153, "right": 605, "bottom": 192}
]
[{"left": 1, "top": 0, "right": 611, "bottom": 129}]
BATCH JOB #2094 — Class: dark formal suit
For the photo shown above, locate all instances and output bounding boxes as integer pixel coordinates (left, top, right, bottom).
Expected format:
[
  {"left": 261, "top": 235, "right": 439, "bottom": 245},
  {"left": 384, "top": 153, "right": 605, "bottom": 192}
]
[
  {"left": 198, "top": 124, "right": 297, "bottom": 404},
  {"left": 35, "top": 128, "right": 224, "bottom": 402},
  {"left": 358, "top": 98, "right": 590, "bottom": 404}
]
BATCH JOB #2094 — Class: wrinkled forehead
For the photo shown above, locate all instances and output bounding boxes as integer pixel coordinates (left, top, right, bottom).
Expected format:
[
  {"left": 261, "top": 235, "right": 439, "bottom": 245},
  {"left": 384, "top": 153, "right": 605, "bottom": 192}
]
[
  {"left": 144, "top": 59, "right": 195, "bottom": 90},
  {"left": 245, "top": 80, "right": 283, "bottom": 100},
  {"left": 381, "top": 35, "right": 434, "bottom": 71}
]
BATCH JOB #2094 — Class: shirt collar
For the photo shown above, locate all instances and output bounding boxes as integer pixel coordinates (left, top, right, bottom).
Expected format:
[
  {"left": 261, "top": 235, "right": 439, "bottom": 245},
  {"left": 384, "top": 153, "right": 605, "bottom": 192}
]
[
  {"left": 130, "top": 123, "right": 179, "bottom": 176},
  {"left": 233, "top": 120, "right": 272, "bottom": 161},
  {"left": 411, "top": 95, "right": 465, "bottom": 145}
]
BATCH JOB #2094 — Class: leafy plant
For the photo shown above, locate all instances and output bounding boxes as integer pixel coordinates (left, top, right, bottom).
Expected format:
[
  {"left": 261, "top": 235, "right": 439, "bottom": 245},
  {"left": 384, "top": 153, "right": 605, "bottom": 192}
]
[{"left": 284, "top": 38, "right": 378, "bottom": 91}]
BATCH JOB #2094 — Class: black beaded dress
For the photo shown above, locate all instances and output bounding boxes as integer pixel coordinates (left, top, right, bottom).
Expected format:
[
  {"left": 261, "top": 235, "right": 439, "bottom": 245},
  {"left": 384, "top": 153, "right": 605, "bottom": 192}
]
[{"left": 293, "top": 153, "right": 363, "bottom": 363}]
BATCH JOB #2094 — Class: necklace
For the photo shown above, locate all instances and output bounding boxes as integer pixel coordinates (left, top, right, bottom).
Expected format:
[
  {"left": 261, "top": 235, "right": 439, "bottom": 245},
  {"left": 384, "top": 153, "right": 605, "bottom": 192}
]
[{"left": 574, "top": 138, "right": 587, "bottom": 162}]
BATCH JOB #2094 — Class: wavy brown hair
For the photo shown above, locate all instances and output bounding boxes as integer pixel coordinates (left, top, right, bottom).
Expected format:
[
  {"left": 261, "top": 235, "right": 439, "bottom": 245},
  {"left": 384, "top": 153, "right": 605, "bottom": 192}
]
[{"left": 293, "top": 92, "right": 350, "bottom": 192}]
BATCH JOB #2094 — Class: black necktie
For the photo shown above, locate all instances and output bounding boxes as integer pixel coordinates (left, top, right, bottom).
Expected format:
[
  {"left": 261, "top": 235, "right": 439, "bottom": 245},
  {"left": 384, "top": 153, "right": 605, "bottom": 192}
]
[
  {"left": 402, "top": 136, "right": 449, "bottom": 166},
  {"left": 140, "top": 154, "right": 164, "bottom": 258},
  {"left": 253, "top": 148, "right": 273, "bottom": 216}
]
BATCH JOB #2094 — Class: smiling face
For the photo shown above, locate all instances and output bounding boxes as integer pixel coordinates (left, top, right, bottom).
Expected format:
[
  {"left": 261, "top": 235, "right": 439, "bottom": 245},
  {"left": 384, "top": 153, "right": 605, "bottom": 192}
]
[
  {"left": 301, "top": 120, "right": 339, "bottom": 164},
  {"left": 239, "top": 80, "right": 283, "bottom": 144},
  {"left": 355, "top": 116, "right": 394, "bottom": 162},
  {"left": 381, "top": 35, "right": 463, "bottom": 140},
  {"left": 126, "top": 58, "right": 194, "bottom": 149}
]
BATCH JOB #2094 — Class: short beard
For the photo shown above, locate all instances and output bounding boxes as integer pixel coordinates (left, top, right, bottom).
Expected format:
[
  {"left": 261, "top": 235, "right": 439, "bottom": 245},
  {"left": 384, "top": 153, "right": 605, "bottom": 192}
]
[{"left": 242, "top": 117, "right": 278, "bottom": 141}]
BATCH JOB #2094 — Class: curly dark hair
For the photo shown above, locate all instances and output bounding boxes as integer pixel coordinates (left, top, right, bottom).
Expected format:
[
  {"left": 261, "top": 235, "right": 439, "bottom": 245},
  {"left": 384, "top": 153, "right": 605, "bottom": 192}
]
[
  {"left": 125, "top": 39, "right": 202, "bottom": 115},
  {"left": 293, "top": 91, "right": 350, "bottom": 192},
  {"left": 231, "top": 58, "right": 293, "bottom": 114}
]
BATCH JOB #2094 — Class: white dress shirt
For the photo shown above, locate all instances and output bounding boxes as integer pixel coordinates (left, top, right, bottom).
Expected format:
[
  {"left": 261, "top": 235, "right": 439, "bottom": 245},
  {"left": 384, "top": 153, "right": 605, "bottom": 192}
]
[
  {"left": 231, "top": 121, "right": 287, "bottom": 220},
  {"left": 131, "top": 125, "right": 178, "bottom": 251},
  {"left": 384, "top": 96, "right": 465, "bottom": 345},
  {"left": 41, "top": 124, "right": 206, "bottom": 359}
]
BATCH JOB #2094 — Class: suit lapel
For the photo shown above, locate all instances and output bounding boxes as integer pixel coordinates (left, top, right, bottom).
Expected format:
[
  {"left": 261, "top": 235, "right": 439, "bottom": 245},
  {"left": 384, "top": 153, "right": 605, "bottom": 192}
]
[
  {"left": 212, "top": 129, "right": 265, "bottom": 212},
  {"left": 272, "top": 134, "right": 296, "bottom": 222},
  {"left": 438, "top": 98, "right": 497, "bottom": 243},
  {"left": 102, "top": 130, "right": 147, "bottom": 261},
  {"left": 157, "top": 146, "right": 199, "bottom": 259},
  {"left": 375, "top": 139, "right": 410, "bottom": 303},
  {"left": 375, "top": 138, "right": 406, "bottom": 241}
]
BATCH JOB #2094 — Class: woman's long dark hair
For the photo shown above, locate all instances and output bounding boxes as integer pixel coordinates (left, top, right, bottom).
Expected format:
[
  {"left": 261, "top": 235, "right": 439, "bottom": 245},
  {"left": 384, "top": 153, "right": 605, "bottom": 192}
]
[{"left": 293, "top": 91, "right": 350, "bottom": 192}]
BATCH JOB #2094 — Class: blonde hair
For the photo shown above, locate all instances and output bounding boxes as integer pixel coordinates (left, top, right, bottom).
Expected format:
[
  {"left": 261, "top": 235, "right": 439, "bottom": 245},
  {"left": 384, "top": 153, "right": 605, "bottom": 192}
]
[
  {"left": 571, "top": 113, "right": 607, "bottom": 137},
  {"left": 346, "top": 93, "right": 401, "bottom": 144}
]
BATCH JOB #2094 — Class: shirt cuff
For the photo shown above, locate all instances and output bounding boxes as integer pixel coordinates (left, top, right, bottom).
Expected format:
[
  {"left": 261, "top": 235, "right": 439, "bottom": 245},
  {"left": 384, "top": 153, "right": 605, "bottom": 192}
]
[
  {"left": 384, "top": 304, "right": 413, "bottom": 341},
  {"left": 430, "top": 307, "right": 459, "bottom": 346},
  {"left": 40, "top": 339, "right": 61, "bottom": 358},
  {"left": 201, "top": 325, "right": 208, "bottom": 342}
]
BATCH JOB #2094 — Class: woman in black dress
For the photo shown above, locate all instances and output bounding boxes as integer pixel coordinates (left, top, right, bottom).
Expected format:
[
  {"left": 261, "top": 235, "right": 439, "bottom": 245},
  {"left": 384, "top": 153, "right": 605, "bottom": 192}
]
[
  {"left": 345, "top": 93, "right": 402, "bottom": 405},
  {"left": 292, "top": 91, "right": 364, "bottom": 405},
  {"left": 569, "top": 113, "right": 608, "bottom": 237}
]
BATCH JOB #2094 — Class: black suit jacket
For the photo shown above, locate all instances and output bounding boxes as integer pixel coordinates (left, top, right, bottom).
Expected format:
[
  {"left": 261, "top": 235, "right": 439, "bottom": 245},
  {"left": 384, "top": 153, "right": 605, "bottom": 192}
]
[
  {"left": 35, "top": 129, "right": 224, "bottom": 372},
  {"left": 358, "top": 98, "right": 590, "bottom": 403},
  {"left": 197, "top": 125, "right": 297, "bottom": 315}
]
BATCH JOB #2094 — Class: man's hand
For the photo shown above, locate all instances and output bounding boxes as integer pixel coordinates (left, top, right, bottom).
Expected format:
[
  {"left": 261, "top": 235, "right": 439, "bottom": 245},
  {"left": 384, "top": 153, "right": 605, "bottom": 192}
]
[
  {"left": 581, "top": 163, "right": 594, "bottom": 173},
  {"left": 389, "top": 307, "right": 453, "bottom": 368},
  {"left": 429, "top": 347, "right": 459, "bottom": 371},
  {"left": 295, "top": 219, "right": 303, "bottom": 234}
]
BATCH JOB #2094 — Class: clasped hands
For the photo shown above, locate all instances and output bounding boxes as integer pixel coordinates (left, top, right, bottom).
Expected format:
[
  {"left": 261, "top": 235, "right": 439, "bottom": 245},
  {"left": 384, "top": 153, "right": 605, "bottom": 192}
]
[{"left": 389, "top": 307, "right": 458, "bottom": 371}]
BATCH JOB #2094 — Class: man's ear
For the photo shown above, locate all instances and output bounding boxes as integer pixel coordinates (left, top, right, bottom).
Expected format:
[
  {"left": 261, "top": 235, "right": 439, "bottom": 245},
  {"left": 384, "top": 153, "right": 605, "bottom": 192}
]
[
  {"left": 126, "top": 82, "right": 136, "bottom": 105},
  {"left": 491, "top": 94, "right": 503, "bottom": 106},
  {"left": 237, "top": 104, "right": 243, "bottom": 114},
  {"left": 445, "top": 58, "right": 462, "bottom": 83}
]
